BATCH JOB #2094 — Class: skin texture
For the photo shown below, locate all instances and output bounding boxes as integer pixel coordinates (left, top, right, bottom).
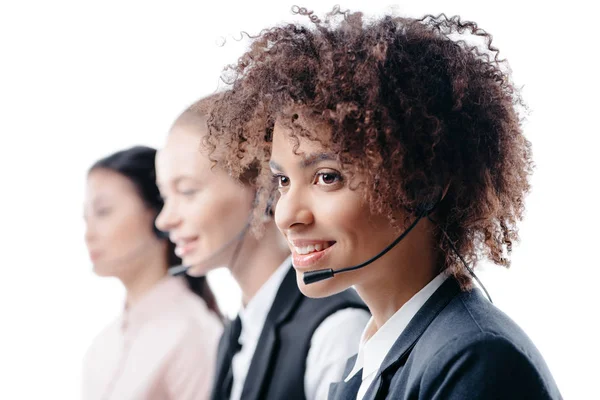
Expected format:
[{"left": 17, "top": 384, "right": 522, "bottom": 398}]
[
  {"left": 271, "top": 122, "right": 439, "bottom": 326},
  {"left": 156, "top": 119, "right": 255, "bottom": 273},
  {"left": 155, "top": 113, "right": 289, "bottom": 304},
  {"left": 205, "top": 10, "right": 532, "bottom": 291},
  {"left": 84, "top": 168, "right": 168, "bottom": 306}
]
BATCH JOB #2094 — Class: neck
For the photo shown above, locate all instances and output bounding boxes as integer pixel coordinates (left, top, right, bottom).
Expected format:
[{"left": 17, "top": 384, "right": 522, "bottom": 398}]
[
  {"left": 122, "top": 248, "right": 169, "bottom": 308},
  {"left": 355, "top": 221, "right": 440, "bottom": 330},
  {"left": 229, "top": 222, "right": 290, "bottom": 305}
]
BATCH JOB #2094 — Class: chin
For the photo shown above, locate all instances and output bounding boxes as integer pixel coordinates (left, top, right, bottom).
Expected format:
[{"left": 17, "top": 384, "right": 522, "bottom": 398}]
[
  {"left": 184, "top": 254, "right": 223, "bottom": 277},
  {"left": 185, "top": 262, "right": 215, "bottom": 277},
  {"left": 92, "top": 263, "right": 115, "bottom": 278},
  {"left": 294, "top": 270, "right": 347, "bottom": 298}
]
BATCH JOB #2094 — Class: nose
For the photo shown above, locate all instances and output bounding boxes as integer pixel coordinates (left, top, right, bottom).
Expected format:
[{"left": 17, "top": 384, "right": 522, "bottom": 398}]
[
  {"left": 274, "top": 188, "right": 314, "bottom": 232},
  {"left": 155, "top": 199, "right": 181, "bottom": 234}
]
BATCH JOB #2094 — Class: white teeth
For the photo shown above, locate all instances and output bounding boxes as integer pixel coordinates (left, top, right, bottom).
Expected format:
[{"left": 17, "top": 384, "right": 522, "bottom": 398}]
[{"left": 293, "top": 242, "right": 332, "bottom": 255}]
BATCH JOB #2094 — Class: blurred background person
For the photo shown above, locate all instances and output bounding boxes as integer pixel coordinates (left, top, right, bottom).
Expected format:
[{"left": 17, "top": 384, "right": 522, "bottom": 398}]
[
  {"left": 154, "top": 97, "right": 371, "bottom": 400},
  {"left": 82, "top": 146, "right": 223, "bottom": 400}
]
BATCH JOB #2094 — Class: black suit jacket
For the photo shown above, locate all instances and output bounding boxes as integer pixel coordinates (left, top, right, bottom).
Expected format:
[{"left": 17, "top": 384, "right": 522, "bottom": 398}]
[
  {"left": 329, "top": 277, "right": 562, "bottom": 400},
  {"left": 211, "top": 265, "right": 368, "bottom": 400}
]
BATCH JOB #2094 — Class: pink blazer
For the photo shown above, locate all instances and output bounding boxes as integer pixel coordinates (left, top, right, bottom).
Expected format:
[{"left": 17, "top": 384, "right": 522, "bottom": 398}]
[{"left": 82, "top": 276, "right": 223, "bottom": 399}]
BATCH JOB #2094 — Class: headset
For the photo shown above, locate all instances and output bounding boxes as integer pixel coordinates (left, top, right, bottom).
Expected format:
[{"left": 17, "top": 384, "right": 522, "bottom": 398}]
[
  {"left": 167, "top": 191, "right": 275, "bottom": 277},
  {"left": 167, "top": 221, "right": 251, "bottom": 277},
  {"left": 302, "top": 190, "right": 493, "bottom": 303}
]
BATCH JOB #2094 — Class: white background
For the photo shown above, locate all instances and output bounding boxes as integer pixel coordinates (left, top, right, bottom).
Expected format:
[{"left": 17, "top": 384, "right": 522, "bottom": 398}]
[{"left": 1, "top": 1, "right": 598, "bottom": 398}]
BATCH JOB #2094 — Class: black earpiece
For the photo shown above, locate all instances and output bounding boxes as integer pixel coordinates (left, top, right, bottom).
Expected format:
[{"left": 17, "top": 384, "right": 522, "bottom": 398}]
[
  {"left": 265, "top": 194, "right": 276, "bottom": 217},
  {"left": 252, "top": 189, "right": 276, "bottom": 218},
  {"left": 414, "top": 188, "right": 444, "bottom": 217}
]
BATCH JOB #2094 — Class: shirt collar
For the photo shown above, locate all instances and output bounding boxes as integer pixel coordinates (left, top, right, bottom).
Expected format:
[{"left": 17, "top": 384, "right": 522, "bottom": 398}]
[
  {"left": 345, "top": 271, "right": 449, "bottom": 382},
  {"left": 238, "top": 255, "right": 292, "bottom": 344},
  {"left": 121, "top": 275, "right": 185, "bottom": 333}
]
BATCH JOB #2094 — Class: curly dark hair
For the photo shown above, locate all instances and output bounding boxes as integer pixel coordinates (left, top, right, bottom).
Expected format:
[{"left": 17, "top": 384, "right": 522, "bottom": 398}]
[{"left": 205, "top": 7, "right": 533, "bottom": 287}]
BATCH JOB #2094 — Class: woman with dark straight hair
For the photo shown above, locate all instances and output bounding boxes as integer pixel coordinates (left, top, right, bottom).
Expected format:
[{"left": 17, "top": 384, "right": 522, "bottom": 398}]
[{"left": 82, "top": 145, "right": 222, "bottom": 400}]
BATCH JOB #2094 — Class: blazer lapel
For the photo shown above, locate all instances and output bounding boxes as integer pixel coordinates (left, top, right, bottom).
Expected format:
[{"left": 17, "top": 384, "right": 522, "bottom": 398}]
[
  {"left": 328, "top": 355, "right": 363, "bottom": 400},
  {"left": 240, "top": 266, "right": 303, "bottom": 400},
  {"left": 210, "top": 322, "right": 235, "bottom": 400},
  {"left": 362, "top": 277, "right": 462, "bottom": 400}
]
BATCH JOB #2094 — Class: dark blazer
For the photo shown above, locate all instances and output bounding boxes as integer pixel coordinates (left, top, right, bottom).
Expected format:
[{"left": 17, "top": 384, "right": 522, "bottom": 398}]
[
  {"left": 329, "top": 277, "right": 561, "bottom": 400},
  {"left": 211, "top": 265, "right": 369, "bottom": 400}
]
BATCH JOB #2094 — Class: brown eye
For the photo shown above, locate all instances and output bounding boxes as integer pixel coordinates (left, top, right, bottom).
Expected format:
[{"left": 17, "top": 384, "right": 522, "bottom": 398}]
[
  {"left": 315, "top": 172, "right": 341, "bottom": 185},
  {"left": 274, "top": 174, "right": 290, "bottom": 187}
]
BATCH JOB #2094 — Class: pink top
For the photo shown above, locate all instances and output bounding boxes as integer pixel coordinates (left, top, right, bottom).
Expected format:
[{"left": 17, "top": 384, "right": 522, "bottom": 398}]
[{"left": 82, "top": 276, "right": 223, "bottom": 400}]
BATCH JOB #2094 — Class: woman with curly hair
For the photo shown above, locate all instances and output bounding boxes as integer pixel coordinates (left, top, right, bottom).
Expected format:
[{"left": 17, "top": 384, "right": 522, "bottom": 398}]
[{"left": 206, "top": 6, "right": 561, "bottom": 400}]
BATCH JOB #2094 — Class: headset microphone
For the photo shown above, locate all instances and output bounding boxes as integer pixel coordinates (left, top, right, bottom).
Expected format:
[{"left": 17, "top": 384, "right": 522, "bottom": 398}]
[
  {"left": 302, "top": 202, "right": 433, "bottom": 285},
  {"left": 301, "top": 195, "right": 493, "bottom": 303},
  {"left": 169, "top": 264, "right": 189, "bottom": 276},
  {"left": 166, "top": 220, "right": 252, "bottom": 277}
]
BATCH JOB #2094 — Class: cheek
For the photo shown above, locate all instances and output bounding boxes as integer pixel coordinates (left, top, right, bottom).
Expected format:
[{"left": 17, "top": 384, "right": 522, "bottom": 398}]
[
  {"left": 188, "top": 188, "right": 253, "bottom": 244},
  {"left": 92, "top": 212, "right": 152, "bottom": 276},
  {"left": 107, "top": 214, "right": 151, "bottom": 253},
  {"left": 314, "top": 192, "right": 368, "bottom": 243}
]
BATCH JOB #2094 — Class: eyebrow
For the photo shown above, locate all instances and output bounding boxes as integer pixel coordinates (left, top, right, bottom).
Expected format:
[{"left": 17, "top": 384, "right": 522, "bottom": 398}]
[
  {"left": 270, "top": 152, "right": 337, "bottom": 171},
  {"left": 160, "top": 175, "right": 198, "bottom": 187},
  {"left": 91, "top": 197, "right": 109, "bottom": 208}
]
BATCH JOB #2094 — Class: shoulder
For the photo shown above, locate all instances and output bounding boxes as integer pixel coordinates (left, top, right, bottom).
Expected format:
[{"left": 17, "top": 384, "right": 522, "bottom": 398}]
[
  {"left": 418, "top": 288, "right": 539, "bottom": 354},
  {"left": 435, "top": 290, "right": 553, "bottom": 372},
  {"left": 417, "top": 332, "right": 559, "bottom": 399},
  {"left": 428, "top": 331, "right": 538, "bottom": 369},
  {"left": 83, "top": 317, "right": 120, "bottom": 365},
  {"left": 405, "top": 290, "right": 560, "bottom": 398},
  {"left": 148, "top": 284, "right": 223, "bottom": 348},
  {"left": 152, "top": 293, "right": 223, "bottom": 375}
]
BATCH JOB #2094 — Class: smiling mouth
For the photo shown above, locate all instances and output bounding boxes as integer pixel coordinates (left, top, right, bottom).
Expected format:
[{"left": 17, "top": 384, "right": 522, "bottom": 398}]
[
  {"left": 292, "top": 241, "right": 336, "bottom": 255},
  {"left": 174, "top": 238, "right": 198, "bottom": 257},
  {"left": 290, "top": 241, "right": 336, "bottom": 269}
]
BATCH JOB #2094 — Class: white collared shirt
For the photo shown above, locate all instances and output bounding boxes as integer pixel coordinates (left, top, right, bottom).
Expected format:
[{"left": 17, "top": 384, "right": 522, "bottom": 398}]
[
  {"left": 229, "top": 256, "right": 370, "bottom": 400},
  {"left": 345, "top": 272, "right": 449, "bottom": 400}
]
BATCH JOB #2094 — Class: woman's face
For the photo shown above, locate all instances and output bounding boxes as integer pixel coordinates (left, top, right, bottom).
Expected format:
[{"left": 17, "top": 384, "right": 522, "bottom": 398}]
[
  {"left": 84, "top": 169, "right": 160, "bottom": 280},
  {"left": 269, "top": 121, "right": 403, "bottom": 298},
  {"left": 155, "top": 118, "right": 255, "bottom": 276}
]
